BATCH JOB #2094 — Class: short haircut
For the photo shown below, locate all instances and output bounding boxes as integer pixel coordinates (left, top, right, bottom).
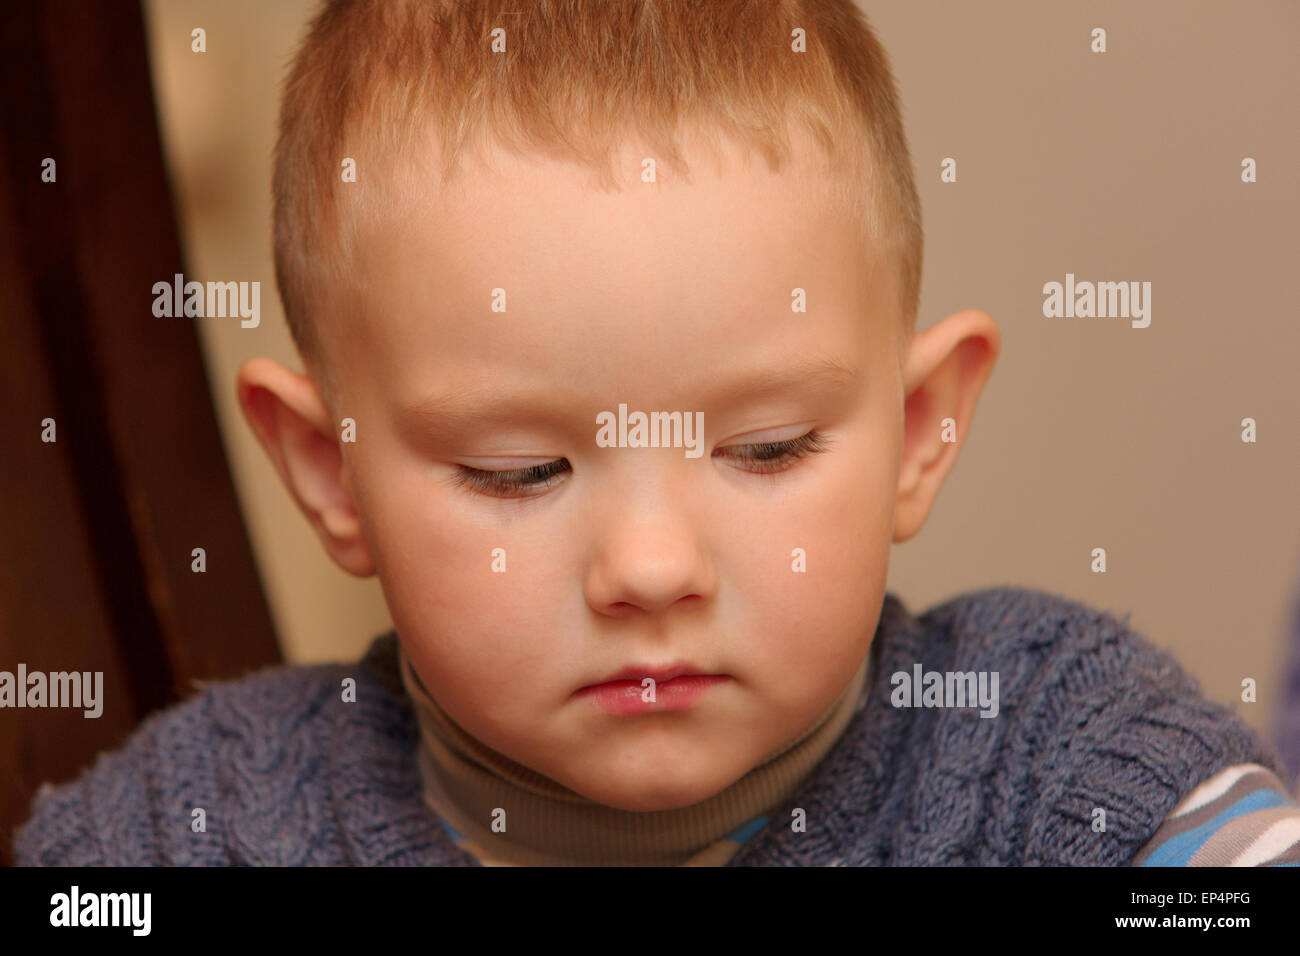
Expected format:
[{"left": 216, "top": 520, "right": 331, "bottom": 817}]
[{"left": 273, "top": 0, "right": 923, "bottom": 388}]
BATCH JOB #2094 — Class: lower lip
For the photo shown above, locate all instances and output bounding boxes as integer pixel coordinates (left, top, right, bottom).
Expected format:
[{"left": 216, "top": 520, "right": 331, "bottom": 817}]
[{"left": 575, "top": 675, "right": 729, "bottom": 716}]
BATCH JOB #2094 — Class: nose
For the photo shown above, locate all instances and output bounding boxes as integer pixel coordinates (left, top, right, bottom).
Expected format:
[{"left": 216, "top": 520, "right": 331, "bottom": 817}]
[{"left": 583, "top": 471, "right": 717, "bottom": 618}]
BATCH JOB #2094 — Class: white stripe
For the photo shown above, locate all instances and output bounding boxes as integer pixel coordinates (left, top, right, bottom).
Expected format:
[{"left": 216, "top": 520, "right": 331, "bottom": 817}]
[
  {"left": 1170, "top": 764, "right": 1274, "bottom": 816},
  {"left": 1228, "top": 814, "right": 1300, "bottom": 867}
]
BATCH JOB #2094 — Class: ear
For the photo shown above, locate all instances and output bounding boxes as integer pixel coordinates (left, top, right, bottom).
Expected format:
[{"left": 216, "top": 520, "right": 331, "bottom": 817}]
[
  {"left": 894, "top": 310, "right": 1001, "bottom": 543},
  {"left": 235, "top": 357, "right": 375, "bottom": 576}
]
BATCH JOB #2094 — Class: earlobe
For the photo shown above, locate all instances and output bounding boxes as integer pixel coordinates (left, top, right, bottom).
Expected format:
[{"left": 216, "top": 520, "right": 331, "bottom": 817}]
[
  {"left": 235, "top": 358, "right": 376, "bottom": 577},
  {"left": 893, "top": 310, "right": 1001, "bottom": 543}
]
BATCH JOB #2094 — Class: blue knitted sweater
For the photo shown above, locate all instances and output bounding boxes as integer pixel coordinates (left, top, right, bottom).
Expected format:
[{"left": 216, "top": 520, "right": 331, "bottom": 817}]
[{"left": 13, "top": 586, "right": 1282, "bottom": 866}]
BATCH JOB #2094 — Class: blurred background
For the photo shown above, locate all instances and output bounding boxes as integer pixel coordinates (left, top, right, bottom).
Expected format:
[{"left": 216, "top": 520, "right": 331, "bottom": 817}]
[{"left": 1, "top": 0, "right": 1297, "bottom": 864}]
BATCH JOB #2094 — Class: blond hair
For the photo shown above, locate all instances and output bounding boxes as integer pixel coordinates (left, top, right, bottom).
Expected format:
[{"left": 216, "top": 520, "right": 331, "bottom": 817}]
[{"left": 273, "top": 0, "right": 923, "bottom": 381}]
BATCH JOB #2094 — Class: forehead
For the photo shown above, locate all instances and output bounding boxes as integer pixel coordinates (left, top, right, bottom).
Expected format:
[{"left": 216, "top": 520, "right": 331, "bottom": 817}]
[{"left": 341, "top": 127, "right": 895, "bottom": 404}]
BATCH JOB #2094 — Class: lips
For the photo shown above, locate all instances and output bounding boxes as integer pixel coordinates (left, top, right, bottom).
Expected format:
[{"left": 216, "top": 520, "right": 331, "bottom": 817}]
[
  {"left": 578, "top": 661, "right": 710, "bottom": 692},
  {"left": 574, "top": 673, "right": 730, "bottom": 715}
]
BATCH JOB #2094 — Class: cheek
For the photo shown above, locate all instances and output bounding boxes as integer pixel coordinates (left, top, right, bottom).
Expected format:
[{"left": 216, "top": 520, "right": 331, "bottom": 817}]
[
  {"left": 354, "top": 459, "right": 567, "bottom": 700},
  {"left": 734, "top": 443, "right": 891, "bottom": 693}
]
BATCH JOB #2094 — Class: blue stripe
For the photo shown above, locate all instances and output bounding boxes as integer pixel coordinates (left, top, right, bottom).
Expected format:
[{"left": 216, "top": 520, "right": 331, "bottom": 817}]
[
  {"left": 438, "top": 817, "right": 465, "bottom": 841},
  {"left": 726, "top": 816, "right": 770, "bottom": 843},
  {"left": 1140, "top": 790, "right": 1294, "bottom": 866}
]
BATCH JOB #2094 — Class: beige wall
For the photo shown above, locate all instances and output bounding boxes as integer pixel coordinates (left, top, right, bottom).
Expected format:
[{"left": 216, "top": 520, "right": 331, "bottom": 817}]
[
  {"left": 144, "top": 0, "right": 1300, "bottom": 739},
  {"left": 145, "top": 0, "right": 392, "bottom": 666}
]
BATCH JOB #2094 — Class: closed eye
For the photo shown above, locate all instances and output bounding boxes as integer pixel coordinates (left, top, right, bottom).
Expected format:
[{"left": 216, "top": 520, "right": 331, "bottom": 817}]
[
  {"left": 450, "top": 428, "right": 831, "bottom": 498},
  {"left": 713, "top": 428, "right": 831, "bottom": 474},
  {"left": 449, "top": 459, "right": 570, "bottom": 498}
]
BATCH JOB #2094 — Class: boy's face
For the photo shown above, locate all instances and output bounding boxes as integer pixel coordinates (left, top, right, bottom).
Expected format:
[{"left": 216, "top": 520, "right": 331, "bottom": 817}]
[
  {"left": 336, "top": 131, "right": 898, "bottom": 811},
  {"left": 247, "top": 127, "right": 997, "bottom": 813}
]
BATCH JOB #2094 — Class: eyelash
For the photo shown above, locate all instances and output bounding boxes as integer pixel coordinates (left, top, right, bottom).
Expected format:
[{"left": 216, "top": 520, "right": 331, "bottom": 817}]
[{"left": 450, "top": 429, "right": 831, "bottom": 498}]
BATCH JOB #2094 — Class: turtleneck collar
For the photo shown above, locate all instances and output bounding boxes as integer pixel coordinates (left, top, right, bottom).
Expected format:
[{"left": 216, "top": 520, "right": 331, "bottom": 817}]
[{"left": 397, "top": 641, "right": 872, "bottom": 865}]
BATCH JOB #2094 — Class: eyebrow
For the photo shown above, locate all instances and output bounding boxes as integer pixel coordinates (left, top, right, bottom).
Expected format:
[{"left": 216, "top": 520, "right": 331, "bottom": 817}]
[{"left": 398, "top": 355, "right": 859, "bottom": 432}]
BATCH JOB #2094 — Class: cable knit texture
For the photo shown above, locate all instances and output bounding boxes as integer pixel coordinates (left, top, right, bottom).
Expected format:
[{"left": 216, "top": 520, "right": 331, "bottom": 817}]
[
  {"left": 12, "top": 586, "right": 1282, "bottom": 866},
  {"left": 1277, "top": 565, "right": 1300, "bottom": 789}
]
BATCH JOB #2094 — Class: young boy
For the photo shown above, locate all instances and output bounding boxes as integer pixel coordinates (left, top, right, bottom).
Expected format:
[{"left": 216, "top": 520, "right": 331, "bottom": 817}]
[{"left": 15, "top": 0, "right": 1299, "bottom": 866}]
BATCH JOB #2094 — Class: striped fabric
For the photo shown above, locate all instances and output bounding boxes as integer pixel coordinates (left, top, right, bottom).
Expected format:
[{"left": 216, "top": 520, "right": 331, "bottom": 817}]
[{"left": 1132, "top": 764, "right": 1300, "bottom": 867}]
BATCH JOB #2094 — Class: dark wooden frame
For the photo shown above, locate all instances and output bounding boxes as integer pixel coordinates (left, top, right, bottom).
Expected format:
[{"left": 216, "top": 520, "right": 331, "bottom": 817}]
[{"left": 0, "top": 0, "right": 282, "bottom": 866}]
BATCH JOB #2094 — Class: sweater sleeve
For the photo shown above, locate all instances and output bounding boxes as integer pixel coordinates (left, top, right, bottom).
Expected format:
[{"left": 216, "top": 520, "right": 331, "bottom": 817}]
[
  {"left": 942, "top": 587, "right": 1287, "bottom": 866},
  {"left": 12, "top": 655, "right": 397, "bottom": 867},
  {"left": 12, "top": 715, "right": 166, "bottom": 866},
  {"left": 11, "top": 683, "right": 235, "bottom": 866},
  {"left": 1131, "top": 763, "right": 1300, "bottom": 866}
]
